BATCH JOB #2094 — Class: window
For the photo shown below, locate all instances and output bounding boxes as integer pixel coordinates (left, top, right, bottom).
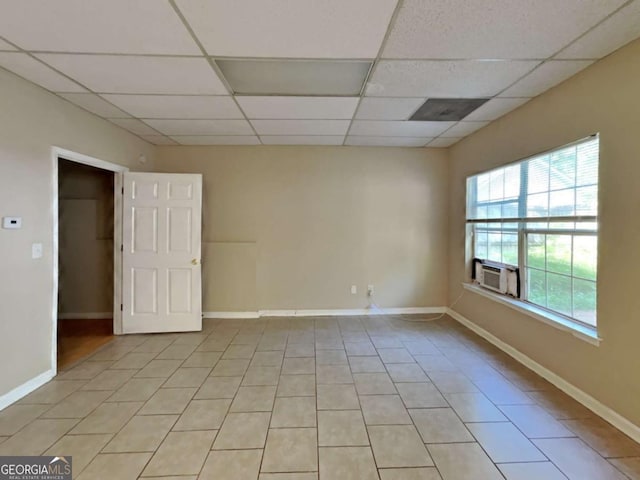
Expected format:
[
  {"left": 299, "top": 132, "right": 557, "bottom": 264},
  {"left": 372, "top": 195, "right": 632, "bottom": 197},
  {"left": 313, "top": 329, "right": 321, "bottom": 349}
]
[{"left": 467, "top": 135, "right": 599, "bottom": 328}]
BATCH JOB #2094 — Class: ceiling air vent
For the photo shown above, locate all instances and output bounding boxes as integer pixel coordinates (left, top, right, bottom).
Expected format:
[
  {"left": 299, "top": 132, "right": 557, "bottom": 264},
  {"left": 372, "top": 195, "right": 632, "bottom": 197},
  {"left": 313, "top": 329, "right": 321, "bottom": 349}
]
[{"left": 410, "top": 98, "right": 489, "bottom": 121}]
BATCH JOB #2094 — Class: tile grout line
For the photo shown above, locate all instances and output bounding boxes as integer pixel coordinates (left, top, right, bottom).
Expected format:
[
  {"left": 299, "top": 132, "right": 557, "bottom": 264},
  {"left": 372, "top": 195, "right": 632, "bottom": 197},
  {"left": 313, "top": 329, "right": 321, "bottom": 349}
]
[
  {"left": 376, "top": 321, "right": 447, "bottom": 477},
  {"left": 4, "top": 316, "right": 638, "bottom": 478},
  {"left": 90, "top": 336, "right": 187, "bottom": 477}
]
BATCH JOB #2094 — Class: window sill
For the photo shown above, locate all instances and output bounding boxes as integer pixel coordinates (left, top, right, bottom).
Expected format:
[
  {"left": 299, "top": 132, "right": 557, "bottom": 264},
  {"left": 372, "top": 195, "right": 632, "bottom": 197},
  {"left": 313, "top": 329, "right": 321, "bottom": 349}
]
[{"left": 462, "top": 283, "right": 601, "bottom": 346}]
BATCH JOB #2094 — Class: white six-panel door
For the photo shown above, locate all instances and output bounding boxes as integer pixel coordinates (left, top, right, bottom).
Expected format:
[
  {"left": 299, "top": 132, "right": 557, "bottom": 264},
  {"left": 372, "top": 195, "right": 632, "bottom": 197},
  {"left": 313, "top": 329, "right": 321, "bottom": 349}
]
[{"left": 122, "top": 173, "right": 202, "bottom": 334}]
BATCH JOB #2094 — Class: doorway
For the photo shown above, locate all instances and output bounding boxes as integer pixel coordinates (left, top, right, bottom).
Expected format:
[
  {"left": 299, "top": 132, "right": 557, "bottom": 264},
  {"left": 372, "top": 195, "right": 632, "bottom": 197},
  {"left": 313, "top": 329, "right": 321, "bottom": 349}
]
[
  {"left": 57, "top": 159, "right": 116, "bottom": 368},
  {"left": 51, "top": 147, "right": 202, "bottom": 373}
]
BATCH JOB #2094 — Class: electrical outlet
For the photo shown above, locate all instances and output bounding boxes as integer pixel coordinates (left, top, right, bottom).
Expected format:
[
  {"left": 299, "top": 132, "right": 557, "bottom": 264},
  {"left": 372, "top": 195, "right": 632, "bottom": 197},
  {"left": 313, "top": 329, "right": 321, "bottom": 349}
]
[
  {"left": 351, "top": 285, "right": 357, "bottom": 295},
  {"left": 367, "top": 285, "right": 374, "bottom": 297}
]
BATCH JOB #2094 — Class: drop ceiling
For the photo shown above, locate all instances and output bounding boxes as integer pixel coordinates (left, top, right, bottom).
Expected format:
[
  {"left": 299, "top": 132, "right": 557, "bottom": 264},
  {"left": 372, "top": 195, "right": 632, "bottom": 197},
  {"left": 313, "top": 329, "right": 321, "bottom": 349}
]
[{"left": 0, "top": 0, "right": 638, "bottom": 147}]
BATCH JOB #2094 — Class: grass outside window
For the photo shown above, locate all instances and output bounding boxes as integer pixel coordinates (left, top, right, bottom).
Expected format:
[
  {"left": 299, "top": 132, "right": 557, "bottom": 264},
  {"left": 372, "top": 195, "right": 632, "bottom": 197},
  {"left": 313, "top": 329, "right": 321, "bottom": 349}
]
[{"left": 466, "top": 135, "right": 599, "bottom": 328}]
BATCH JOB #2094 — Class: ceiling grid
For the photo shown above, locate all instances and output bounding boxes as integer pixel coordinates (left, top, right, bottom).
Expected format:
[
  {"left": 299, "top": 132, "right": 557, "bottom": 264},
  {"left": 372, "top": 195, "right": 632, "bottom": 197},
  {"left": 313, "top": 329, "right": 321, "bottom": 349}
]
[{"left": 0, "top": 0, "right": 637, "bottom": 147}]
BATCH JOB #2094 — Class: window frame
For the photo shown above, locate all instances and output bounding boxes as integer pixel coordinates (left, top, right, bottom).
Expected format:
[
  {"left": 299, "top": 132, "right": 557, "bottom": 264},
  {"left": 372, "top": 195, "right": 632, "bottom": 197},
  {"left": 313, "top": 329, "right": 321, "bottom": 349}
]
[{"left": 466, "top": 134, "right": 599, "bottom": 330}]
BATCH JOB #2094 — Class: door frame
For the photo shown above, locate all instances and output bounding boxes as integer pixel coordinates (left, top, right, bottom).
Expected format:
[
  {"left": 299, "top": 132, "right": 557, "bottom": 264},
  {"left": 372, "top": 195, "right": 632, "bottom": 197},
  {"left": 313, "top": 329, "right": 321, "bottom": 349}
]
[{"left": 51, "top": 146, "right": 129, "bottom": 375}]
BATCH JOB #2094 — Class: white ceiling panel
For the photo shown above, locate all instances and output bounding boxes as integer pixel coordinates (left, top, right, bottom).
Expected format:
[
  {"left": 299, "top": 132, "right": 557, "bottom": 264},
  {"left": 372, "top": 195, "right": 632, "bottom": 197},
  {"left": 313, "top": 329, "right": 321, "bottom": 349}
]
[
  {"left": 140, "top": 135, "right": 179, "bottom": 146},
  {"left": 170, "top": 135, "right": 261, "bottom": 145},
  {"left": 109, "top": 118, "right": 160, "bottom": 136},
  {"left": 36, "top": 54, "right": 228, "bottom": 94},
  {"left": 0, "top": 38, "right": 16, "bottom": 51},
  {"left": 441, "top": 121, "right": 489, "bottom": 137},
  {"left": 58, "top": 93, "right": 130, "bottom": 118},
  {"left": 355, "top": 97, "right": 425, "bottom": 120},
  {"left": 383, "top": 0, "right": 626, "bottom": 59},
  {"left": 0, "top": 52, "right": 86, "bottom": 92},
  {"left": 251, "top": 120, "right": 350, "bottom": 136},
  {"left": 500, "top": 60, "right": 593, "bottom": 97},
  {"left": 366, "top": 60, "right": 539, "bottom": 97},
  {"left": 350, "top": 120, "right": 454, "bottom": 137},
  {"left": 463, "top": 98, "right": 529, "bottom": 121},
  {"left": 428, "top": 137, "right": 463, "bottom": 147},
  {"left": 261, "top": 136, "right": 345, "bottom": 145},
  {"left": 0, "top": 0, "right": 200, "bottom": 55},
  {"left": 556, "top": 1, "right": 640, "bottom": 59},
  {"left": 346, "top": 136, "right": 430, "bottom": 147},
  {"left": 175, "top": 0, "right": 398, "bottom": 58},
  {"left": 237, "top": 96, "right": 359, "bottom": 119},
  {"left": 102, "top": 95, "right": 242, "bottom": 119},
  {"left": 144, "top": 119, "right": 254, "bottom": 136}
]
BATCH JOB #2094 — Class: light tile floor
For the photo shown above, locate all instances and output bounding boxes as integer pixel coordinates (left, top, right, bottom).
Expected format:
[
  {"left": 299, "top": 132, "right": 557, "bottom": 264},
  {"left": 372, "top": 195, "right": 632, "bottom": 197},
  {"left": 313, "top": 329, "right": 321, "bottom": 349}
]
[{"left": 1, "top": 315, "right": 639, "bottom": 479}]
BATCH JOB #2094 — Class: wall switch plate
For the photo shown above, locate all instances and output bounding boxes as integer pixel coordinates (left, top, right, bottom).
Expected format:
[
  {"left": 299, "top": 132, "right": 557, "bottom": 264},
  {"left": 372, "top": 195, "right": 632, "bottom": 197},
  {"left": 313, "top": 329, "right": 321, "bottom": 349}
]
[
  {"left": 32, "top": 243, "right": 43, "bottom": 259},
  {"left": 351, "top": 285, "right": 357, "bottom": 295},
  {"left": 367, "top": 285, "right": 374, "bottom": 297},
  {"left": 2, "top": 217, "right": 22, "bottom": 229}
]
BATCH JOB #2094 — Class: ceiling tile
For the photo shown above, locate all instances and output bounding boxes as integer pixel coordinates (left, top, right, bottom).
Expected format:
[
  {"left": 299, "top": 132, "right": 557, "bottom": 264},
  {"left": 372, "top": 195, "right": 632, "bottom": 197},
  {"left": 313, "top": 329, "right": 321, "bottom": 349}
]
[
  {"left": 140, "top": 135, "right": 179, "bottom": 145},
  {"left": 109, "top": 118, "right": 160, "bottom": 136},
  {"left": 217, "top": 60, "right": 370, "bottom": 96},
  {"left": 0, "top": 38, "right": 16, "bottom": 50},
  {"left": 500, "top": 60, "right": 593, "bottom": 97},
  {"left": 170, "top": 135, "right": 261, "bottom": 145},
  {"left": 237, "top": 96, "right": 359, "bottom": 119},
  {"left": 175, "top": 0, "right": 398, "bottom": 58},
  {"left": 0, "top": 52, "right": 86, "bottom": 92},
  {"left": 463, "top": 98, "right": 530, "bottom": 121},
  {"left": 346, "top": 136, "right": 430, "bottom": 147},
  {"left": 428, "top": 137, "right": 463, "bottom": 147},
  {"left": 556, "top": 1, "right": 640, "bottom": 59},
  {"left": 0, "top": 0, "right": 200, "bottom": 54},
  {"left": 260, "top": 136, "right": 345, "bottom": 145},
  {"left": 251, "top": 120, "right": 350, "bottom": 136},
  {"left": 349, "top": 120, "right": 454, "bottom": 137},
  {"left": 58, "top": 93, "right": 130, "bottom": 118},
  {"left": 102, "top": 95, "right": 242, "bottom": 119},
  {"left": 382, "top": 0, "right": 626, "bottom": 59},
  {"left": 36, "top": 54, "right": 228, "bottom": 94},
  {"left": 366, "top": 60, "right": 539, "bottom": 97},
  {"left": 144, "top": 119, "right": 254, "bottom": 136},
  {"left": 441, "top": 121, "right": 489, "bottom": 137},
  {"left": 355, "top": 97, "right": 424, "bottom": 120}
]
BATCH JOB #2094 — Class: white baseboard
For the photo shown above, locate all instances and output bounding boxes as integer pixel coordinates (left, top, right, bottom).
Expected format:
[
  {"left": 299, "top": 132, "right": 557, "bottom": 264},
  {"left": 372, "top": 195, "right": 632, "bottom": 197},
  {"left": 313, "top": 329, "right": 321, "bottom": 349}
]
[
  {"left": 58, "top": 312, "right": 112, "bottom": 320},
  {"left": 374, "top": 307, "right": 445, "bottom": 315},
  {"left": 203, "top": 311, "right": 260, "bottom": 319},
  {"left": 0, "top": 369, "right": 54, "bottom": 411},
  {"left": 447, "top": 307, "right": 640, "bottom": 444},
  {"left": 203, "top": 306, "right": 445, "bottom": 319},
  {"left": 260, "top": 307, "right": 445, "bottom": 317}
]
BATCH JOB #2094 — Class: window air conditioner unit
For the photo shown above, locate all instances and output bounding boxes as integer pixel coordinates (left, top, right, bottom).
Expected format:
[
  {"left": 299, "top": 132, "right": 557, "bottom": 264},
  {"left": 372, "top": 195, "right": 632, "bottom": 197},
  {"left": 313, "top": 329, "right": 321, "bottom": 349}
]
[
  {"left": 478, "top": 263, "right": 508, "bottom": 293},
  {"left": 473, "top": 259, "right": 519, "bottom": 297}
]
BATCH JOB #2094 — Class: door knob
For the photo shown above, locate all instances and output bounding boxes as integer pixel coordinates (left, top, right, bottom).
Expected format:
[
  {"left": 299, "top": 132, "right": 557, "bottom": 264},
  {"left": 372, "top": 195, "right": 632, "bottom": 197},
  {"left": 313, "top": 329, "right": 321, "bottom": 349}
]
[{"left": 191, "top": 258, "right": 198, "bottom": 265}]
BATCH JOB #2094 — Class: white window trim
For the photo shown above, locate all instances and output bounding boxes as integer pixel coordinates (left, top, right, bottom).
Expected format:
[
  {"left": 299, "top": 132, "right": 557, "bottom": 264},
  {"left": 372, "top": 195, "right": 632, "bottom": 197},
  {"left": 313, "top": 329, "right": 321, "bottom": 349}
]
[
  {"left": 466, "top": 134, "right": 599, "bottom": 330},
  {"left": 463, "top": 283, "right": 601, "bottom": 346}
]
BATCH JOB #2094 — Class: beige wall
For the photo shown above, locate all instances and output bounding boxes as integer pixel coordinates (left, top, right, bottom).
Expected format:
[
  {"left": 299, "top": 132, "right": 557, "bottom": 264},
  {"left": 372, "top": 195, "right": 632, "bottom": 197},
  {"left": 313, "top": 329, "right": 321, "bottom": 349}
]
[
  {"left": 0, "top": 68, "right": 155, "bottom": 399},
  {"left": 448, "top": 38, "right": 640, "bottom": 425},
  {"left": 58, "top": 160, "right": 114, "bottom": 316},
  {"left": 156, "top": 146, "right": 449, "bottom": 312},
  {"left": 4, "top": 32, "right": 638, "bottom": 432}
]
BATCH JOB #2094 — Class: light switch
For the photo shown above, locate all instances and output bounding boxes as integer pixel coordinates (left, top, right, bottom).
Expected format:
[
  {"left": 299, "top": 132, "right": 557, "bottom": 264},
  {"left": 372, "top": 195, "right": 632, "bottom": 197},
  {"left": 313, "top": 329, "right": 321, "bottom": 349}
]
[
  {"left": 3, "top": 217, "right": 22, "bottom": 229},
  {"left": 32, "top": 243, "right": 43, "bottom": 259}
]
